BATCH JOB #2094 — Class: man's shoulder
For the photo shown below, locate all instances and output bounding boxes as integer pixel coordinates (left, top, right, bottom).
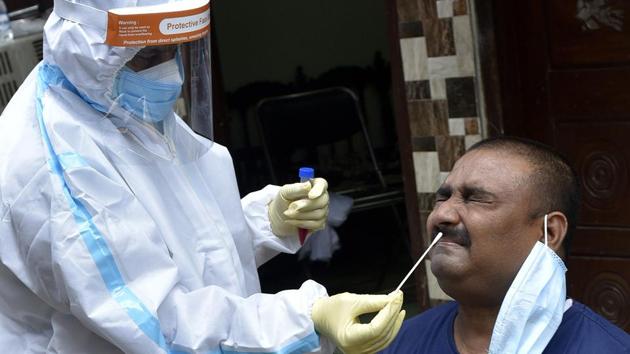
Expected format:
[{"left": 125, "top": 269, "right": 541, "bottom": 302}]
[
  {"left": 572, "top": 302, "right": 630, "bottom": 346},
  {"left": 547, "top": 301, "right": 630, "bottom": 353},
  {"left": 380, "top": 301, "right": 458, "bottom": 354}
]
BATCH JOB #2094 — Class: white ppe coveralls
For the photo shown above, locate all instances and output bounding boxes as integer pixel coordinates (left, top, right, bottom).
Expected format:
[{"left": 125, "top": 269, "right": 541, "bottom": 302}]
[{"left": 0, "top": 1, "right": 334, "bottom": 353}]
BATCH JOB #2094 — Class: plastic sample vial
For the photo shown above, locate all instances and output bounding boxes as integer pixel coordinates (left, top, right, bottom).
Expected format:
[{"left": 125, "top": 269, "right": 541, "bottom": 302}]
[{"left": 298, "top": 167, "right": 315, "bottom": 244}]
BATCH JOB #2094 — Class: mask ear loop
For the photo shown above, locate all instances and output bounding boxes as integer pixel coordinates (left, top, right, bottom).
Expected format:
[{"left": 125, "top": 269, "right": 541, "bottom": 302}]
[{"left": 544, "top": 214, "right": 549, "bottom": 246}]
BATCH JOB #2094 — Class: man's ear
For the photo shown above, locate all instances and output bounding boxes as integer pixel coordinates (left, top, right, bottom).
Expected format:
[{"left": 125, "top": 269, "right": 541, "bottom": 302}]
[{"left": 541, "top": 211, "right": 568, "bottom": 256}]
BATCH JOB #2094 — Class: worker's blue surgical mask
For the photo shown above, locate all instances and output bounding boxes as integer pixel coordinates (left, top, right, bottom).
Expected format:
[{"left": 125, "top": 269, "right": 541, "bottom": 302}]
[
  {"left": 114, "top": 55, "right": 183, "bottom": 124},
  {"left": 488, "top": 214, "right": 567, "bottom": 354}
]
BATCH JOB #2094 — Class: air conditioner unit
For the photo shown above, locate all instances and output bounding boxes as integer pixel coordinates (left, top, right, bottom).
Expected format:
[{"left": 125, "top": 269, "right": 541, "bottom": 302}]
[{"left": 0, "top": 32, "right": 43, "bottom": 113}]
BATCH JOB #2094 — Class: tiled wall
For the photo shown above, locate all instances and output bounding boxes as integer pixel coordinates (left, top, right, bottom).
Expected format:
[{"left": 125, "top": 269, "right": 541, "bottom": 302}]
[{"left": 395, "top": 0, "right": 482, "bottom": 301}]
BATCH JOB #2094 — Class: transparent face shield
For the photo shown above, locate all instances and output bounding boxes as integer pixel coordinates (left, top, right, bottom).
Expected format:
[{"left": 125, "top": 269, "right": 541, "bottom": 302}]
[
  {"left": 116, "top": 35, "right": 213, "bottom": 140},
  {"left": 182, "top": 34, "right": 213, "bottom": 140},
  {"left": 97, "top": 0, "right": 213, "bottom": 163}
]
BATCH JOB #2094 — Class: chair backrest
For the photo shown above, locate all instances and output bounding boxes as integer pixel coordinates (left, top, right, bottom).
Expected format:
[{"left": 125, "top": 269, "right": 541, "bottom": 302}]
[{"left": 256, "top": 87, "right": 385, "bottom": 188}]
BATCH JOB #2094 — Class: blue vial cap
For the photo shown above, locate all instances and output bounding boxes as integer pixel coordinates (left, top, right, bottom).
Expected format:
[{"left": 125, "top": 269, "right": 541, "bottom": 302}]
[{"left": 299, "top": 167, "right": 315, "bottom": 179}]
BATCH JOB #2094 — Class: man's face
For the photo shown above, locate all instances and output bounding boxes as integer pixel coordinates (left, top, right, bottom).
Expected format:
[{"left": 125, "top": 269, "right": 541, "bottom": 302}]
[{"left": 427, "top": 149, "right": 542, "bottom": 307}]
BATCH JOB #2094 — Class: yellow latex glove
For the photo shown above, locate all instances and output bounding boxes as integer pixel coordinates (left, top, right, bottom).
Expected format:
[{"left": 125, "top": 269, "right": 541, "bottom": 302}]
[
  {"left": 311, "top": 291, "right": 405, "bottom": 354},
  {"left": 268, "top": 177, "right": 329, "bottom": 238}
]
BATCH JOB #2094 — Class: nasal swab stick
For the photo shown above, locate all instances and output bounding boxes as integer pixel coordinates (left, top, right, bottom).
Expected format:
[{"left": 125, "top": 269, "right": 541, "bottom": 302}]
[{"left": 395, "top": 232, "right": 443, "bottom": 292}]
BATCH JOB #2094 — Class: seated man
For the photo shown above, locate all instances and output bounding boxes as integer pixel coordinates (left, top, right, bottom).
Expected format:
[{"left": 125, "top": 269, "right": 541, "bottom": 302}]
[{"left": 381, "top": 137, "right": 630, "bottom": 354}]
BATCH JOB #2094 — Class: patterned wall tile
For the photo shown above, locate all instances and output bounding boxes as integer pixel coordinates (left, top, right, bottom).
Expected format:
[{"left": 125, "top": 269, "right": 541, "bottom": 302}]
[
  {"left": 428, "top": 56, "right": 459, "bottom": 78},
  {"left": 406, "top": 80, "right": 431, "bottom": 100},
  {"left": 453, "top": 15, "right": 474, "bottom": 76},
  {"left": 437, "top": 0, "right": 454, "bottom": 19},
  {"left": 418, "top": 0, "right": 438, "bottom": 20},
  {"left": 408, "top": 100, "right": 449, "bottom": 136},
  {"left": 424, "top": 18, "right": 455, "bottom": 57},
  {"left": 417, "top": 192, "right": 436, "bottom": 211},
  {"left": 446, "top": 77, "right": 477, "bottom": 117},
  {"left": 397, "top": 0, "right": 437, "bottom": 22},
  {"left": 433, "top": 100, "right": 449, "bottom": 131},
  {"left": 430, "top": 77, "right": 447, "bottom": 99},
  {"left": 465, "top": 117, "right": 479, "bottom": 134},
  {"left": 448, "top": 118, "right": 466, "bottom": 135},
  {"left": 396, "top": 0, "right": 421, "bottom": 23},
  {"left": 419, "top": 210, "right": 431, "bottom": 245},
  {"left": 436, "top": 135, "right": 465, "bottom": 171},
  {"left": 413, "top": 151, "right": 441, "bottom": 193},
  {"left": 400, "top": 37, "right": 429, "bottom": 81},
  {"left": 453, "top": 0, "right": 468, "bottom": 16},
  {"left": 412, "top": 136, "right": 437, "bottom": 152},
  {"left": 399, "top": 21, "right": 424, "bottom": 38},
  {"left": 465, "top": 134, "right": 482, "bottom": 149},
  {"left": 396, "top": 0, "right": 481, "bottom": 303}
]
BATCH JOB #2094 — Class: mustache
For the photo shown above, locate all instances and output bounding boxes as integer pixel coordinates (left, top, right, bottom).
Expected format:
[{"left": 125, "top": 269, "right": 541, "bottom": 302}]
[{"left": 434, "top": 226, "right": 471, "bottom": 247}]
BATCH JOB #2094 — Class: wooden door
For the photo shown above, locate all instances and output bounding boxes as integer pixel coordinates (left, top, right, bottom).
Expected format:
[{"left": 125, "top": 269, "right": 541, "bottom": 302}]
[{"left": 491, "top": 0, "right": 630, "bottom": 331}]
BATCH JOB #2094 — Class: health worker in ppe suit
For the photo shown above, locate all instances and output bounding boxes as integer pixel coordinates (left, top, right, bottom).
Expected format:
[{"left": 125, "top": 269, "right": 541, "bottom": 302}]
[{"left": 0, "top": 1, "right": 405, "bottom": 353}]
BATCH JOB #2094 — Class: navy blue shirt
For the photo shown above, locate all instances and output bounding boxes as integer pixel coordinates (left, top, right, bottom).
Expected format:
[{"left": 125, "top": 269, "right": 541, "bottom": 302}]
[{"left": 380, "top": 301, "right": 630, "bottom": 353}]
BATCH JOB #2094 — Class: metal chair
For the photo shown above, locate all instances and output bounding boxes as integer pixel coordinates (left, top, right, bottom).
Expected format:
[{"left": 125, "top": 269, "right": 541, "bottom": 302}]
[
  {"left": 255, "top": 87, "right": 407, "bottom": 290},
  {"left": 255, "top": 86, "right": 404, "bottom": 211}
]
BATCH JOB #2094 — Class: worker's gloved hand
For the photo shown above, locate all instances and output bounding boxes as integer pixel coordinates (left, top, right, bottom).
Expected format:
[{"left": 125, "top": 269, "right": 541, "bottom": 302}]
[
  {"left": 311, "top": 291, "right": 405, "bottom": 354},
  {"left": 268, "top": 177, "right": 329, "bottom": 238}
]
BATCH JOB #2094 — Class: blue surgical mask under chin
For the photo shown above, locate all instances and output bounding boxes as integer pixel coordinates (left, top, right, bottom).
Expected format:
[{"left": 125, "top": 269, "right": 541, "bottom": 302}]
[{"left": 113, "top": 57, "right": 183, "bottom": 124}]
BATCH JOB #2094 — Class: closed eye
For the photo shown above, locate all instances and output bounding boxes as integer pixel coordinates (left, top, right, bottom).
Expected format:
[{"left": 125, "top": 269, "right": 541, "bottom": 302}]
[
  {"left": 435, "top": 185, "right": 451, "bottom": 203},
  {"left": 467, "top": 197, "right": 492, "bottom": 204},
  {"left": 462, "top": 187, "right": 495, "bottom": 204}
]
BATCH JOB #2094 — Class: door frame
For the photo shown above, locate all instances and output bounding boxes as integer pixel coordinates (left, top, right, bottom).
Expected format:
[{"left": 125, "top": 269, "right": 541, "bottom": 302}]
[
  {"left": 470, "top": 0, "right": 505, "bottom": 137},
  {"left": 385, "top": 0, "right": 429, "bottom": 308}
]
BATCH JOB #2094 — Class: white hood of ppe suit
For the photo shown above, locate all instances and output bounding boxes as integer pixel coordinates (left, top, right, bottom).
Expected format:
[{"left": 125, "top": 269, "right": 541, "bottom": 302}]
[
  {"left": 0, "top": 1, "right": 334, "bottom": 353},
  {"left": 44, "top": 0, "right": 140, "bottom": 112},
  {"left": 44, "top": 0, "right": 190, "bottom": 111}
]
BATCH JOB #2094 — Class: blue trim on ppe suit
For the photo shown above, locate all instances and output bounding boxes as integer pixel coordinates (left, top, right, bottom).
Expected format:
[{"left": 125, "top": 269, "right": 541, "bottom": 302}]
[{"left": 36, "top": 63, "right": 172, "bottom": 353}]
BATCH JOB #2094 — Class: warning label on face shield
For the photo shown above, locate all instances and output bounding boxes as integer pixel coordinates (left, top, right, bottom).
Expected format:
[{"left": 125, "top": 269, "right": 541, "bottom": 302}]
[{"left": 105, "top": 1, "right": 210, "bottom": 47}]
